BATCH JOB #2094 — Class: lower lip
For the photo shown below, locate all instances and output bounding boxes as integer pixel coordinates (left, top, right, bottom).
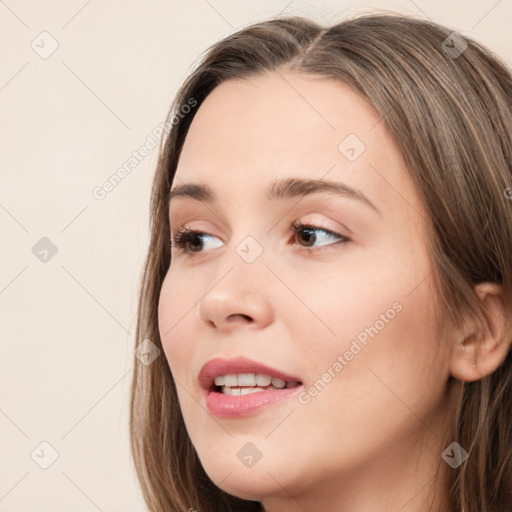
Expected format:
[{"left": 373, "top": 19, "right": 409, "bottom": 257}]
[{"left": 205, "top": 386, "right": 302, "bottom": 418}]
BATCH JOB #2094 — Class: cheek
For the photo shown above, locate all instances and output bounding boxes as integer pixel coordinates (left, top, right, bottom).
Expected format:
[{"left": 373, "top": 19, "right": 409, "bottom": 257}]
[
  {"left": 288, "top": 255, "right": 422, "bottom": 351},
  {"left": 284, "top": 274, "right": 447, "bottom": 478},
  {"left": 157, "top": 270, "right": 197, "bottom": 378},
  {"left": 294, "top": 246, "right": 446, "bottom": 402},
  {"left": 302, "top": 272, "right": 446, "bottom": 424}
]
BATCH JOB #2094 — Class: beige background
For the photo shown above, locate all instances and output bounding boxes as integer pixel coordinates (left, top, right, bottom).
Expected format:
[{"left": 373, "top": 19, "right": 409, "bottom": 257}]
[{"left": 1, "top": 1, "right": 510, "bottom": 510}]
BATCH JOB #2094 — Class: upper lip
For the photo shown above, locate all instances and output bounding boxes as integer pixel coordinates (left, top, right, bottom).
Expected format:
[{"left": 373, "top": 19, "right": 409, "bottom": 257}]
[{"left": 198, "top": 356, "right": 303, "bottom": 390}]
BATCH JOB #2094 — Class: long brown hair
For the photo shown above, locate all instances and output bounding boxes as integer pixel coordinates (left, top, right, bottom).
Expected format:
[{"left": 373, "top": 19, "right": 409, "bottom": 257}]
[{"left": 130, "top": 12, "right": 512, "bottom": 512}]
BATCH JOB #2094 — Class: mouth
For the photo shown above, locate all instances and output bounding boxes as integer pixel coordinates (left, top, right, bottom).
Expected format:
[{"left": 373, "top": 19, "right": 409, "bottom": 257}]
[{"left": 199, "top": 357, "right": 303, "bottom": 417}]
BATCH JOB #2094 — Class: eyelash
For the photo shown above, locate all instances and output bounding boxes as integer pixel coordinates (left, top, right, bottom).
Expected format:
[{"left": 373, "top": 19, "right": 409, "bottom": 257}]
[{"left": 170, "top": 219, "right": 351, "bottom": 256}]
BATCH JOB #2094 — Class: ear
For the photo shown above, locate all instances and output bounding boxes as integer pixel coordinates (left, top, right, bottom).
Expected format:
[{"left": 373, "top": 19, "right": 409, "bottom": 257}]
[{"left": 450, "top": 282, "right": 512, "bottom": 382}]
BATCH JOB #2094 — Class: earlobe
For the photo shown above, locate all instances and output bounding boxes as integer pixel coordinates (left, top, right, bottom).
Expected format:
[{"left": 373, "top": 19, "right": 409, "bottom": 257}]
[{"left": 449, "top": 282, "right": 512, "bottom": 382}]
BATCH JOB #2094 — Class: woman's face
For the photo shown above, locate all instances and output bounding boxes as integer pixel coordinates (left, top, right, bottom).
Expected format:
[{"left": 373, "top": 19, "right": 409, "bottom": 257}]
[{"left": 158, "top": 71, "right": 454, "bottom": 509}]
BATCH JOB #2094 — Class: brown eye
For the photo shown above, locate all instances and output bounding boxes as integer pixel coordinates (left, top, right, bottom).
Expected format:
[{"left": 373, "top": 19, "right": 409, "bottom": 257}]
[
  {"left": 290, "top": 220, "right": 350, "bottom": 249},
  {"left": 295, "top": 226, "right": 317, "bottom": 247},
  {"left": 171, "top": 228, "right": 222, "bottom": 254}
]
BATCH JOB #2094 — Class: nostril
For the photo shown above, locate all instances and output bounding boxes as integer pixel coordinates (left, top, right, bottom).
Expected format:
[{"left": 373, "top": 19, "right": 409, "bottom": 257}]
[{"left": 228, "top": 314, "right": 252, "bottom": 322}]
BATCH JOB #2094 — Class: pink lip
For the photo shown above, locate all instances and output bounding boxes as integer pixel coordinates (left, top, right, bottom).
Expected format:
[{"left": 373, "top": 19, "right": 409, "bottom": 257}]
[{"left": 198, "top": 356, "right": 303, "bottom": 418}]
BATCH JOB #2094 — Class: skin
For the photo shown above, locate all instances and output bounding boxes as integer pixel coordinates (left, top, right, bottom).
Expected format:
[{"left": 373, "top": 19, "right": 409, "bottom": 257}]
[{"left": 157, "top": 70, "right": 510, "bottom": 512}]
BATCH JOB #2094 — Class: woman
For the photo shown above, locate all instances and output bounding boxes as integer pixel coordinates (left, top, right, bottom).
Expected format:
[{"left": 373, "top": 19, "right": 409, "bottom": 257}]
[{"left": 130, "top": 12, "right": 512, "bottom": 512}]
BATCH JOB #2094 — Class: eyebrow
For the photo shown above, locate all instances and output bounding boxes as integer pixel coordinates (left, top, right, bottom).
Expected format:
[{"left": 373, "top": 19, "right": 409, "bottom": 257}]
[{"left": 169, "top": 177, "right": 380, "bottom": 215}]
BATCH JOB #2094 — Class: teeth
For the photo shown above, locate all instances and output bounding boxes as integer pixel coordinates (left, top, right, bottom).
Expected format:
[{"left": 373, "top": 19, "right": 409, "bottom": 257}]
[
  {"left": 213, "top": 373, "right": 300, "bottom": 392},
  {"left": 240, "top": 386, "right": 265, "bottom": 395},
  {"left": 224, "top": 374, "right": 238, "bottom": 387},
  {"left": 221, "top": 385, "right": 281, "bottom": 396},
  {"left": 271, "top": 377, "right": 286, "bottom": 389},
  {"left": 221, "top": 386, "right": 241, "bottom": 396},
  {"left": 256, "top": 374, "right": 271, "bottom": 386},
  {"left": 238, "top": 373, "right": 256, "bottom": 386}
]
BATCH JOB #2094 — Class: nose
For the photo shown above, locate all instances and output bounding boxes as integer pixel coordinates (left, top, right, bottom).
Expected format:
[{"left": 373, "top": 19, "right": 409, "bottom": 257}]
[{"left": 198, "top": 264, "right": 274, "bottom": 332}]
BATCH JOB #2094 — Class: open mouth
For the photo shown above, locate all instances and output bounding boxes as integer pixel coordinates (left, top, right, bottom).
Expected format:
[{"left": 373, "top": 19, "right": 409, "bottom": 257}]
[
  {"left": 211, "top": 373, "right": 302, "bottom": 396},
  {"left": 206, "top": 372, "right": 303, "bottom": 418},
  {"left": 199, "top": 357, "right": 304, "bottom": 417}
]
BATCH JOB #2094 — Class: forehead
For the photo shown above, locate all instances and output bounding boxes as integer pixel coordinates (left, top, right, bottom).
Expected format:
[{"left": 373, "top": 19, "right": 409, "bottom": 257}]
[{"left": 174, "top": 71, "right": 420, "bottom": 216}]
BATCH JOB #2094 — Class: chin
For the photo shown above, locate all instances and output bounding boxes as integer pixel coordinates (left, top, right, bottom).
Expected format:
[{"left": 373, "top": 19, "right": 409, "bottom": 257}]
[{"left": 198, "top": 452, "right": 293, "bottom": 502}]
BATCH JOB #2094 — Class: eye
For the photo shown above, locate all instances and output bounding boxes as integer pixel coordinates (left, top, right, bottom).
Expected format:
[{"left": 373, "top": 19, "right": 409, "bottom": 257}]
[
  {"left": 290, "top": 220, "right": 350, "bottom": 250},
  {"left": 170, "top": 220, "right": 350, "bottom": 256},
  {"left": 170, "top": 227, "right": 222, "bottom": 254}
]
